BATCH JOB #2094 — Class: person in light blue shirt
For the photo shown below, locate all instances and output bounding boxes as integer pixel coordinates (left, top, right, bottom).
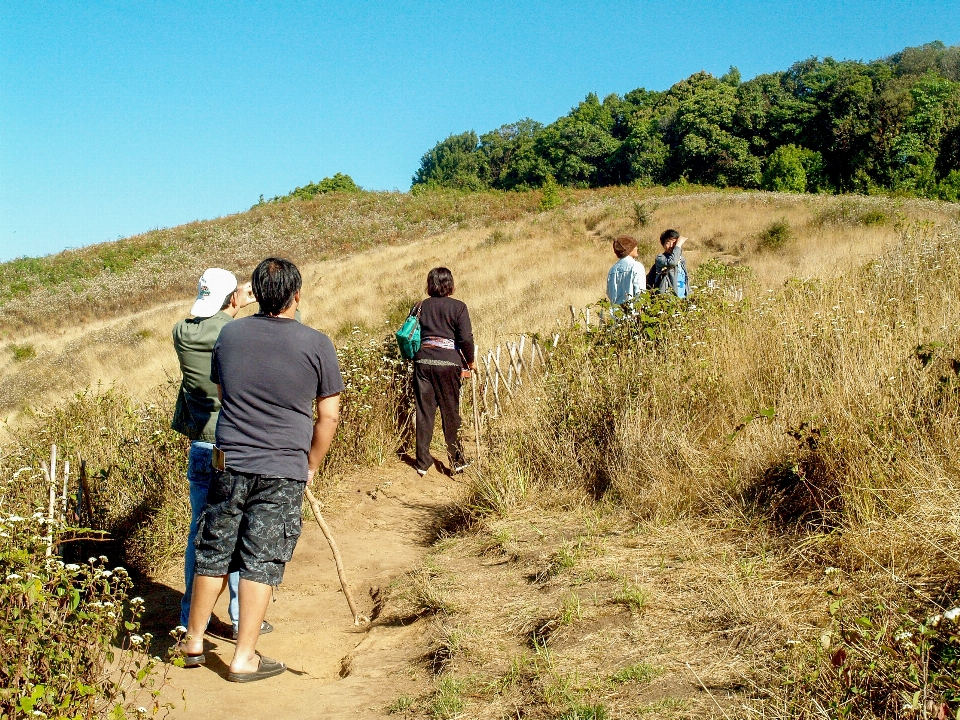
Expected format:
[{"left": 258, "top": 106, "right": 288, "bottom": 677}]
[
  {"left": 651, "top": 229, "right": 689, "bottom": 298},
  {"left": 606, "top": 236, "right": 646, "bottom": 307}
]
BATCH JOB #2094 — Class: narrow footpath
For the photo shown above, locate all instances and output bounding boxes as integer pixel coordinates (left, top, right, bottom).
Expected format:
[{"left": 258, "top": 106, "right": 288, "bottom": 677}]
[{"left": 152, "top": 460, "right": 457, "bottom": 719}]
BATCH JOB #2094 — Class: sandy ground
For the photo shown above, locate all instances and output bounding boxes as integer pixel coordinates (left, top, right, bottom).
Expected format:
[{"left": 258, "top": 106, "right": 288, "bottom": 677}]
[{"left": 148, "top": 459, "right": 455, "bottom": 719}]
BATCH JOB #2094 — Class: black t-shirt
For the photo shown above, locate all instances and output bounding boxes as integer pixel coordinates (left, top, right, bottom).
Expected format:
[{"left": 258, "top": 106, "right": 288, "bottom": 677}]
[
  {"left": 413, "top": 296, "right": 475, "bottom": 365},
  {"left": 211, "top": 314, "right": 344, "bottom": 481}
]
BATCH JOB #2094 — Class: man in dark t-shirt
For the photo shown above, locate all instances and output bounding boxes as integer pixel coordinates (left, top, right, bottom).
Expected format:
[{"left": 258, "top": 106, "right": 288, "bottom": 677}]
[{"left": 180, "top": 257, "right": 344, "bottom": 683}]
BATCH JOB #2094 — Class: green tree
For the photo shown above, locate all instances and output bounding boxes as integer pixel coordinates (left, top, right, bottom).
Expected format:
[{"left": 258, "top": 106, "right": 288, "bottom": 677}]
[
  {"left": 762, "top": 145, "right": 808, "bottom": 192},
  {"left": 412, "top": 131, "right": 488, "bottom": 190},
  {"left": 479, "top": 119, "right": 546, "bottom": 189},
  {"left": 533, "top": 93, "right": 619, "bottom": 187},
  {"left": 664, "top": 71, "right": 761, "bottom": 187},
  {"left": 605, "top": 118, "right": 669, "bottom": 186}
]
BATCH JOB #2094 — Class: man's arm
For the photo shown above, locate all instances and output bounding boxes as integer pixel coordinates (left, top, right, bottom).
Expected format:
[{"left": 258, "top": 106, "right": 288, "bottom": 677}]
[{"left": 307, "top": 393, "right": 341, "bottom": 481}]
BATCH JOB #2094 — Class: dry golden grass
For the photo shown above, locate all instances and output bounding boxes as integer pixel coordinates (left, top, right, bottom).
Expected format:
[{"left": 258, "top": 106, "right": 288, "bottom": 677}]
[
  {"left": 1, "top": 188, "right": 936, "bottom": 429},
  {"left": 4, "top": 187, "right": 960, "bottom": 717}
]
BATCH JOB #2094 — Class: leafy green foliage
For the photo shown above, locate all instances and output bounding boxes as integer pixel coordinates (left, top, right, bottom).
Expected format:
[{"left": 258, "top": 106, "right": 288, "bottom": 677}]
[
  {"left": 608, "top": 662, "right": 663, "bottom": 685},
  {"left": 413, "top": 132, "right": 489, "bottom": 191},
  {"left": 412, "top": 41, "right": 960, "bottom": 200},
  {"left": 539, "top": 174, "right": 563, "bottom": 210},
  {"left": 262, "top": 172, "right": 360, "bottom": 204},
  {"left": 783, "top": 589, "right": 960, "bottom": 718},
  {"left": 10, "top": 343, "right": 35, "bottom": 362},
  {"left": 0, "top": 514, "right": 167, "bottom": 717},
  {"left": 758, "top": 219, "right": 793, "bottom": 250}
]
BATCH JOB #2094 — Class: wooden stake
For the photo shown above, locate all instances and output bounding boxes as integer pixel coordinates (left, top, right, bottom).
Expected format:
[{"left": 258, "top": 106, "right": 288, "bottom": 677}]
[
  {"left": 78, "top": 460, "right": 94, "bottom": 527},
  {"left": 303, "top": 486, "right": 369, "bottom": 626},
  {"left": 471, "top": 374, "right": 482, "bottom": 465},
  {"left": 507, "top": 342, "right": 522, "bottom": 385},
  {"left": 61, "top": 461, "right": 70, "bottom": 524},
  {"left": 491, "top": 350, "right": 513, "bottom": 397},
  {"left": 42, "top": 455, "right": 55, "bottom": 557}
]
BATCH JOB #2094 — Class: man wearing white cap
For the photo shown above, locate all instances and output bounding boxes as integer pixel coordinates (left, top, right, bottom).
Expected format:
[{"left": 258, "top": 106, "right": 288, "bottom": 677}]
[{"left": 172, "top": 268, "right": 271, "bottom": 639}]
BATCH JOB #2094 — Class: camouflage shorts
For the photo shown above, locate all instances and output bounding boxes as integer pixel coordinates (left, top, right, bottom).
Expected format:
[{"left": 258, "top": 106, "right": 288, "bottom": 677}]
[{"left": 194, "top": 468, "right": 305, "bottom": 586}]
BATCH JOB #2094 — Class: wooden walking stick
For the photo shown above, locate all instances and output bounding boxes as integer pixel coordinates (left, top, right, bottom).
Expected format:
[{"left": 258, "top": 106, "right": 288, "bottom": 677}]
[{"left": 303, "top": 486, "right": 370, "bottom": 626}]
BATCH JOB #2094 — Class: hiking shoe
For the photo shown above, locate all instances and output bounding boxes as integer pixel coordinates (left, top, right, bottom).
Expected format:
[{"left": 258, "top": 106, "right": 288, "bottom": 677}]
[
  {"left": 231, "top": 620, "right": 274, "bottom": 641},
  {"left": 453, "top": 460, "right": 473, "bottom": 474},
  {"left": 416, "top": 468, "right": 428, "bottom": 477}
]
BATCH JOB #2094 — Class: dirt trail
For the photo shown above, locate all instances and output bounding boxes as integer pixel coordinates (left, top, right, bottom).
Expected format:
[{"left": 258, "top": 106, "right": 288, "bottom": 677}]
[{"left": 154, "top": 460, "right": 456, "bottom": 719}]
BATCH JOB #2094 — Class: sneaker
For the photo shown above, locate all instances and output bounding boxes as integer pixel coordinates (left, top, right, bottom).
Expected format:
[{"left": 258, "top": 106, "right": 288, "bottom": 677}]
[
  {"left": 232, "top": 620, "right": 274, "bottom": 641},
  {"left": 453, "top": 460, "right": 473, "bottom": 474},
  {"left": 416, "top": 468, "right": 428, "bottom": 477}
]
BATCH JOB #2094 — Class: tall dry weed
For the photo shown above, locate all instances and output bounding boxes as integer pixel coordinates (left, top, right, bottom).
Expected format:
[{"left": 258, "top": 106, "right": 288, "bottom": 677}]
[{"left": 462, "top": 215, "right": 960, "bottom": 714}]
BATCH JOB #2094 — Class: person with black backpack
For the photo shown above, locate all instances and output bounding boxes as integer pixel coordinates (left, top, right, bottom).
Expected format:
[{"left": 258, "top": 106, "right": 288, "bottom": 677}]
[{"left": 649, "top": 229, "right": 689, "bottom": 297}]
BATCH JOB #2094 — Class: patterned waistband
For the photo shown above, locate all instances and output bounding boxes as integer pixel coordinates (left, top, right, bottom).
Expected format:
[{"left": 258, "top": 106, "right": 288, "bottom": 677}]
[
  {"left": 415, "top": 358, "right": 461, "bottom": 368},
  {"left": 421, "top": 336, "right": 456, "bottom": 350}
]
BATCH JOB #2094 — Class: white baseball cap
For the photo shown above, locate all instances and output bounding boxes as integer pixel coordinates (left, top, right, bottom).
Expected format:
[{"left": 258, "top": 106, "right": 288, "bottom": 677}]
[{"left": 190, "top": 268, "right": 238, "bottom": 318}]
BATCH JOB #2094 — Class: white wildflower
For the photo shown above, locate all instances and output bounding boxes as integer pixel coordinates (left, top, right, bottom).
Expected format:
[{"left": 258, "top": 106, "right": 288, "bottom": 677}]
[
  {"left": 6, "top": 573, "right": 21, "bottom": 581},
  {"left": 65, "top": 563, "right": 80, "bottom": 571},
  {"left": 174, "top": 625, "right": 187, "bottom": 633},
  {"left": 130, "top": 634, "right": 144, "bottom": 646},
  {"left": 894, "top": 630, "right": 913, "bottom": 642},
  {"left": 824, "top": 566, "right": 840, "bottom": 576},
  {"left": 130, "top": 596, "right": 145, "bottom": 605}
]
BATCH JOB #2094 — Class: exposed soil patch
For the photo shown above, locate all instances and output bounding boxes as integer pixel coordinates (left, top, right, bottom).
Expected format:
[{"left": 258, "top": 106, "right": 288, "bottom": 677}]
[{"left": 146, "top": 461, "right": 456, "bottom": 719}]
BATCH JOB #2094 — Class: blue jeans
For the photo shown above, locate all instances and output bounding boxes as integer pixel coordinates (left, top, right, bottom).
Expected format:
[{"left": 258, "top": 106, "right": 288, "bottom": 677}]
[{"left": 181, "top": 442, "right": 239, "bottom": 628}]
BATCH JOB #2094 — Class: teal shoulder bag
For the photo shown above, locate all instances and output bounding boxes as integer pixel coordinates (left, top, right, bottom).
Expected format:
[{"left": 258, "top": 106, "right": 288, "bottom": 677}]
[{"left": 395, "top": 303, "right": 422, "bottom": 360}]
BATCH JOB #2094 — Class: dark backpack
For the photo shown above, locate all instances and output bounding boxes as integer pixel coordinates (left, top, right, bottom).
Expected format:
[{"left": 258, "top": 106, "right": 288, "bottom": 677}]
[{"left": 646, "top": 264, "right": 664, "bottom": 291}]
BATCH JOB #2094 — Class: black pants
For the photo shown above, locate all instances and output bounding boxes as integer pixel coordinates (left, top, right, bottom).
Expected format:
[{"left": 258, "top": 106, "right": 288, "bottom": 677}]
[{"left": 413, "top": 362, "right": 464, "bottom": 471}]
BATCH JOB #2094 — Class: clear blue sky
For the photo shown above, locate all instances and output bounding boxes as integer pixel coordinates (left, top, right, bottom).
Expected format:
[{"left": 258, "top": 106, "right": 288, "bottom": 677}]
[{"left": 2, "top": 1, "right": 958, "bottom": 261}]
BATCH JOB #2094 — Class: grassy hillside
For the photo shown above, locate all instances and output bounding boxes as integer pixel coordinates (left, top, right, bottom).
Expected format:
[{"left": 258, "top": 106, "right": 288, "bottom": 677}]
[
  {"left": 0, "top": 189, "right": 541, "bottom": 335},
  {"left": 3, "top": 186, "right": 960, "bottom": 717}
]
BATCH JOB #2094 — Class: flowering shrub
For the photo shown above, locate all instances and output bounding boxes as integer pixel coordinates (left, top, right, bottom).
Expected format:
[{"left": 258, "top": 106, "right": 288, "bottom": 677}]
[
  {"left": 0, "top": 512, "right": 167, "bottom": 719},
  {"left": 324, "top": 331, "right": 414, "bottom": 477}
]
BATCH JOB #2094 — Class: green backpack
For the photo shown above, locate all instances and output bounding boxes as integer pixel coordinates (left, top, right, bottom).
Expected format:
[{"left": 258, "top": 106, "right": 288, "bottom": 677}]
[{"left": 395, "top": 303, "right": 422, "bottom": 359}]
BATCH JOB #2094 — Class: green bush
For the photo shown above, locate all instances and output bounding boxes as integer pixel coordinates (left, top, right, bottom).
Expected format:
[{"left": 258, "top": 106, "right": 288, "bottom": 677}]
[
  {"left": 539, "top": 175, "right": 563, "bottom": 210},
  {"left": 264, "top": 173, "right": 361, "bottom": 204},
  {"left": 781, "top": 591, "right": 960, "bottom": 718},
  {"left": 0, "top": 512, "right": 167, "bottom": 718},
  {"left": 11, "top": 344, "right": 35, "bottom": 362},
  {"left": 758, "top": 219, "right": 793, "bottom": 250},
  {"left": 326, "top": 333, "right": 414, "bottom": 474},
  {"left": 631, "top": 201, "right": 657, "bottom": 228},
  {"left": 0, "top": 388, "right": 190, "bottom": 576},
  {"left": 762, "top": 145, "right": 809, "bottom": 193},
  {"left": 936, "top": 169, "right": 960, "bottom": 202}
]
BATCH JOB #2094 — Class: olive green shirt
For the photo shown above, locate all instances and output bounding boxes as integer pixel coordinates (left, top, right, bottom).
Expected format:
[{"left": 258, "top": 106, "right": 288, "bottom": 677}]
[{"left": 171, "top": 311, "right": 232, "bottom": 442}]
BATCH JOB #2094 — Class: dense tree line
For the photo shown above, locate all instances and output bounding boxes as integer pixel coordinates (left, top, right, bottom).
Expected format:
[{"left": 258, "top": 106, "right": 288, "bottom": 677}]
[{"left": 412, "top": 42, "right": 960, "bottom": 200}]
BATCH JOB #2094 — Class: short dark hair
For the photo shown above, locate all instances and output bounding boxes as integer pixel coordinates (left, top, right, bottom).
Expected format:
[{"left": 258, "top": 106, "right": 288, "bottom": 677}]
[
  {"left": 660, "top": 229, "right": 680, "bottom": 245},
  {"left": 219, "top": 290, "right": 235, "bottom": 311},
  {"left": 252, "top": 257, "right": 302, "bottom": 315},
  {"left": 426, "top": 267, "right": 455, "bottom": 297}
]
